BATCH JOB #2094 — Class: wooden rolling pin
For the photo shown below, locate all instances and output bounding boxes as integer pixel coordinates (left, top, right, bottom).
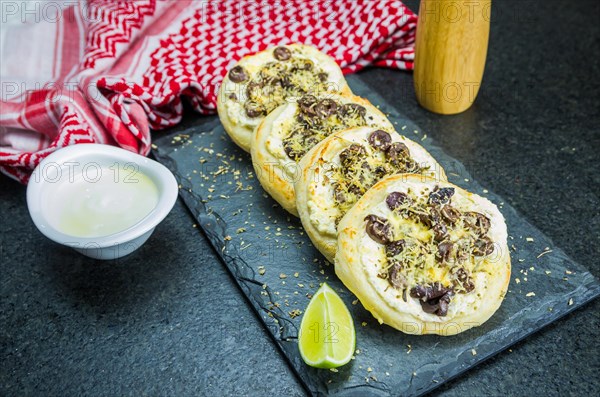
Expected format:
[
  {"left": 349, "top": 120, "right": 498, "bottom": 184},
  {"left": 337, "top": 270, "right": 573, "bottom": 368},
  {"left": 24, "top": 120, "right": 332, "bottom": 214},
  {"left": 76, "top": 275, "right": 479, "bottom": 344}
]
[{"left": 414, "top": 0, "right": 491, "bottom": 114}]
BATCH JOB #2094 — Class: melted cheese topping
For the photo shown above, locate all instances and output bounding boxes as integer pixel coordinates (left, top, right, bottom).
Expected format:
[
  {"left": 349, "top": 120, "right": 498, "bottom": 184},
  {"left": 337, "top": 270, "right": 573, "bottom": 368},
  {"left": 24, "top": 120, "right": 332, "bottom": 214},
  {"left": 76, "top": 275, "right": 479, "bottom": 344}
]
[
  {"left": 329, "top": 145, "right": 428, "bottom": 224},
  {"left": 282, "top": 106, "right": 367, "bottom": 161},
  {"left": 360, "top": 180, "right": 502, "bottom": 321},
  {"left": 222, "top": 46, "right": 342, "bottom": 130},
  {"left": 382, "top": 195, "right": 485, "bottom": 290},
  {"left": 266, "top": 97, "right": 393, "bottom": 186},
  {"left": 306, "top": 129, "right": 440, "bottom": 237}
]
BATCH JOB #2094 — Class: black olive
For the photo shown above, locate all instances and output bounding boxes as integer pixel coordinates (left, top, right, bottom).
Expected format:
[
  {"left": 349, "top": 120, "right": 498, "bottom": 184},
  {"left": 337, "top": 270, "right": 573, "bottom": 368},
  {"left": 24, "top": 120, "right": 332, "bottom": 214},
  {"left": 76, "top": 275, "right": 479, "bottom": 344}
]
[
  {"left": 473, "top": 236, "right": 494, "bottom": 256},
  {"left": 339, "top": 144, "right": 366, "bottom": 168},
  {"left": 245, "top": 81, "right": 262, "bottom": 99},
  {"left": 386, "top": 191, "right": 410, "bottom": 210},
  {"left": 374, "top": 165, "right": 386, "bottom": 179},
  {"left": 385, "top": 239, "right": 406, "bottom": 257},
  {"left": 436, "top": 294, "right": 452, "bottom": 316},
  {"left": 410, "top": 283, "right": 454, "bottom": 316},
  {"left": 410, "top": 282, "right": 451, "bottom": 300},
  {"left": 347, "top": 183, "right": 362, "bottom": 195},
  {"left": 273, "top": 46, "right": 291, "bottom": 61},
  {"left": 314, "top": 98, "right": 338, "bottom": 118},
  {"left": 297, "top": 95, "right": 317, "bottom": 116},
  {"left": 441, "top": 205, "right": 460, "bottom": 224},
  {"left": 437, "top": 242, "right": 454, "bottom": 262},
  {"left": 454, "top": 268, "right": 475, "bottom": 292},
  {"left": 364, "top": 214, "right": 392, "bottom": 244},
  {"left": 368, "top": 130, "right": 392, "bottom": 151},
  {"left": 416, "top": 212, "right": 433, "bottom": 227},
  {"left": 333, "top": 183, "right": 346, "bottom": 204},
  {"left": 386, "top": 142, "right": 410, "bottom": 166},
  {"left": 339, "top": 103, "right": 367, "bottom": 118},
  {"left": 388, "top": 262, "right": 406, "bottom": 289},
  {"left": 464, "top": 212, "right": 491, "bottom": 235},
  {"left": 229, "top": 65, "right": 248, "bottom": 83},
  {"left": 428, "top": 187, "right": 455, "bottom": 205},
  {"left": 245, "top": 101, "right": 265, "bottom": 118},
  {"left": 432, "top": 222, "right": 448, "bottom": 242}
]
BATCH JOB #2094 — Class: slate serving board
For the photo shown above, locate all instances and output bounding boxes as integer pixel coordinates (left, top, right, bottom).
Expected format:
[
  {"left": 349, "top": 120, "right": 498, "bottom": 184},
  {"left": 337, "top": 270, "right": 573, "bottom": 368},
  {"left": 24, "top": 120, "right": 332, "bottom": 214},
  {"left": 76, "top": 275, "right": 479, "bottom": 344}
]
[{"left": 151, "top": 75, "right": 600, "bottom": 396}]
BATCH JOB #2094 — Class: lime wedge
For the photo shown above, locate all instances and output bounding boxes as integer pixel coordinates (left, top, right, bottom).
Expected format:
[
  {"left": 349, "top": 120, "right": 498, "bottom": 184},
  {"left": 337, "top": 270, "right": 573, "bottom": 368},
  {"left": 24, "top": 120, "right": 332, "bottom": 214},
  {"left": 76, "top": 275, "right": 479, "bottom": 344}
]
[{"left": 298, "top": 283, "right": 356, "bottom": 368}]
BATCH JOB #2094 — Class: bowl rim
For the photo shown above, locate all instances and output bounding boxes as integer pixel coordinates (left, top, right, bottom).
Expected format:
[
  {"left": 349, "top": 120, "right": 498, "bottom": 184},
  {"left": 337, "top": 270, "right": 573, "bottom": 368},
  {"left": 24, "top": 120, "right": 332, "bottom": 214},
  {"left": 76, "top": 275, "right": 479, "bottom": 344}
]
[{"left": 26, "top": 143, "right": 178, "bottom": 249}]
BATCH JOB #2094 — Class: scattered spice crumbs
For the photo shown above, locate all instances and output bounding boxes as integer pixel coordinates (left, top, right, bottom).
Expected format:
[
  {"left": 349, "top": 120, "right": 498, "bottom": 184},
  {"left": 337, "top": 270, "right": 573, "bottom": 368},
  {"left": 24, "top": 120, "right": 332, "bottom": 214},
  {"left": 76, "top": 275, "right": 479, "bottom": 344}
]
[
  {"left": 526, "top": 292, "right": 536, "bottom": 297},
  {"left": 568, "top": 298, "right": 574, "bottom": 306},
  {"left": 289, "top": 309, "right": 302, "bottom": 318},
  {"left": 258, "top": 266, "right": 266, "bottom": 276},
  {"left": 526, "top": 237, "right": 534, "bottom": 242},
  {"left": 537, "top": 249, "right": 553, "bottom": 258},
  {"left": 279, "top": 273, "right": 287, "bottom": 279},
  {"left": 471, "top": 349, "right": 477, "bottom": 356}
]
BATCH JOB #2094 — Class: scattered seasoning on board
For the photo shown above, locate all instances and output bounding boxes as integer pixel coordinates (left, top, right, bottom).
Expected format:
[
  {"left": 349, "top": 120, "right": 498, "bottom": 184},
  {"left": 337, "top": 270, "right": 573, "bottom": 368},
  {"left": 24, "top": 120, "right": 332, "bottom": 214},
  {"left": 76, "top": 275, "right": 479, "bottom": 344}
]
[
  {"left": 526, "top": 292, "right": 535, "bottom": 297},
  {"left": 289, "top": 309, "right": 302, "bottom": 318},
  {"left": 537, "top": 249, "right": 553, "bottom": 258}
]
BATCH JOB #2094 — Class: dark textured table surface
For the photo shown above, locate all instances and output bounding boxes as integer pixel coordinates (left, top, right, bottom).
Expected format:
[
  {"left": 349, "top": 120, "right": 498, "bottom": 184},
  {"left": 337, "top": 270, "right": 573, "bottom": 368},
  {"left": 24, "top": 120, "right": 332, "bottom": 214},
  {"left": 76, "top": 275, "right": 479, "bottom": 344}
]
[{"left": 1, "top": 0, "right": 599, "bottom": 396}]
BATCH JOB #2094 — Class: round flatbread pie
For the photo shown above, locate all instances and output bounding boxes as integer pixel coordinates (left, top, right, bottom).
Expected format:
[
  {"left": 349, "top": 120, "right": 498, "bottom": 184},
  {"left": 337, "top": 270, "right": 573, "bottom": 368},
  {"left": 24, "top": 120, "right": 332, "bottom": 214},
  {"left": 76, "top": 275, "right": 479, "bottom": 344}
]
[
  {"left": 295, "top": 126, "right": 447, "bottom": 262},
  {"left": 217, "top": 44, "right": 350, "bottom": 152},
  {"left": 335, "top": 174, "right": 510, "bottom": 335},
  {"left": 251, "top": 93, "right": 394, "bottom": 216}
]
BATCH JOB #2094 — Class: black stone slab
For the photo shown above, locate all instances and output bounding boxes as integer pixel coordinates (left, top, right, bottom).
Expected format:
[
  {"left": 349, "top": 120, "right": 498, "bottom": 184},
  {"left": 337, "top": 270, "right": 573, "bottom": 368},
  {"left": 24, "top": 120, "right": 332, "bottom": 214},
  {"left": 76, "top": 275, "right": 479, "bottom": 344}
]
[{"left": 151, "top": 74, "right": 600, "bottom": 396}]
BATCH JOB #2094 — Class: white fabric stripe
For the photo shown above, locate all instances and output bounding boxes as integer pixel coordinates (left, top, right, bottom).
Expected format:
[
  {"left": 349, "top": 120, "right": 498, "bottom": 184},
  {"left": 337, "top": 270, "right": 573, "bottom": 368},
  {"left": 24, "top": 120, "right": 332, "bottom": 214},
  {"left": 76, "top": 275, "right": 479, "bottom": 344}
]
[{"left": 53, "top": 4, "right": 64, "bottom": 79}]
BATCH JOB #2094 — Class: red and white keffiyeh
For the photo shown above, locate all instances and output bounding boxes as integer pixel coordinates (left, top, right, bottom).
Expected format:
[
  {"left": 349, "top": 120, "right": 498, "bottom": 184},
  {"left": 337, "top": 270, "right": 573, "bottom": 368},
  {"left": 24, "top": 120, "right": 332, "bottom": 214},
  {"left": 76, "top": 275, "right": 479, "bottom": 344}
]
[{"left": 0, "top": 0, "right": 417, "bottom": 183}]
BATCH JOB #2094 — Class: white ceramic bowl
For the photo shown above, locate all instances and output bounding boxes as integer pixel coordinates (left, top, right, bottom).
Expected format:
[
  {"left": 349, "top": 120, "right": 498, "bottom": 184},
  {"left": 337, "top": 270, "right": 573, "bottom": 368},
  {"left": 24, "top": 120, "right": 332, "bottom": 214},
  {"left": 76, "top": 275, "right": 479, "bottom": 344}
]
[{"left": 27, "top": 144, "right": 178, "bottom": 260}]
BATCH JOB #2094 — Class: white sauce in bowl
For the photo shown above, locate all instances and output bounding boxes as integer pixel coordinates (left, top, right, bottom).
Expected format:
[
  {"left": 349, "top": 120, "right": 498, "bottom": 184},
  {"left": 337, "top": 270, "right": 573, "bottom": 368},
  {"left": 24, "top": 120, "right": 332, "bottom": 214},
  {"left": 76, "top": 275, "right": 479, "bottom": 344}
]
[{"left": 45, "top": 165, "right": 159, "bottom": 238}]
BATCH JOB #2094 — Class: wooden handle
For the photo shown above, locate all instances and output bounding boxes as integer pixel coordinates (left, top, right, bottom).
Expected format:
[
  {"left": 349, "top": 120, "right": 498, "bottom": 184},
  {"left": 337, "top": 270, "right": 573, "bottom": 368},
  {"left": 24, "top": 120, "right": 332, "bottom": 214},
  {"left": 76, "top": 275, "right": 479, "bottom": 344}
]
[{"left": 414, "top": 0, "right": 491, "bottom": 115}]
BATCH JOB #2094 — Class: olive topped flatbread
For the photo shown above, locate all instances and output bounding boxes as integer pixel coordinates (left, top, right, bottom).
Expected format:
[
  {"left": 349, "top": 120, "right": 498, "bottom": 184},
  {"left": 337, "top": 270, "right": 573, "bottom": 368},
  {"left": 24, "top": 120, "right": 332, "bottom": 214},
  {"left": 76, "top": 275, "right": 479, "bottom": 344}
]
[
  {"left": 251, "top": 93, "right": 394, "bottom": 216},
  {"left": 217, "top": 44, "right": 350, "bottom": 152},
  {"left": 336, "top": 175, "right": 511, "bottom": 335},
  {"left": 295, "top": 126, "right": 447, "bottom": 262}
]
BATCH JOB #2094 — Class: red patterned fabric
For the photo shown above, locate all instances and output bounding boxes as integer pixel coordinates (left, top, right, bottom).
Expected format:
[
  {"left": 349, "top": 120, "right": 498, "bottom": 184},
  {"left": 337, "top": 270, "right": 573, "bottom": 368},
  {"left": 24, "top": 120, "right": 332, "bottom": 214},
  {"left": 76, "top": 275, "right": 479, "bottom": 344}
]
[{"left": 0, "top": 0, "right": 417, "bottom": 183}]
